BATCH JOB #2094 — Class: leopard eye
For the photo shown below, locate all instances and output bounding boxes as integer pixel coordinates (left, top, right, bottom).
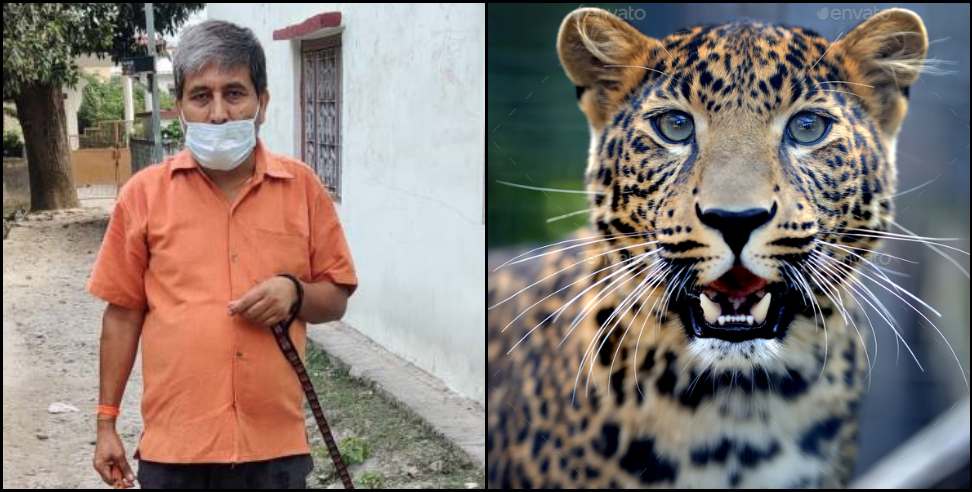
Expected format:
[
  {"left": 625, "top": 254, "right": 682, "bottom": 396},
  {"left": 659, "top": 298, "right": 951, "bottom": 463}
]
[
  {"left": 786, "top": 111, "right": 831, "bottom": 145},
  {"left": 651, "top": 110, "right": 695, "bottom": 144}
]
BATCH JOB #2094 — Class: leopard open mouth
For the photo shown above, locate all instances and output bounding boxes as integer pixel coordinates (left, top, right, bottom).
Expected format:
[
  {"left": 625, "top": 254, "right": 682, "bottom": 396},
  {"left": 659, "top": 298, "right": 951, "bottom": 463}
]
[{"left": 674, "top": 265, "right": 800, "bottom": 343}]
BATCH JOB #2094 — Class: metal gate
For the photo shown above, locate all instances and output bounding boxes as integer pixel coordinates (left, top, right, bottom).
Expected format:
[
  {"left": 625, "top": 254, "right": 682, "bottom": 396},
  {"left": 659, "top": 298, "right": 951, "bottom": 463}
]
[
  {"left": 130, "top": 112, "right": 183, "bottom": 174},
  {"left": 130, "top": 137, "right": 182, "bottom": 174},
  {"left": 74, "top": 120, "right": 131, "bottom": 199}
]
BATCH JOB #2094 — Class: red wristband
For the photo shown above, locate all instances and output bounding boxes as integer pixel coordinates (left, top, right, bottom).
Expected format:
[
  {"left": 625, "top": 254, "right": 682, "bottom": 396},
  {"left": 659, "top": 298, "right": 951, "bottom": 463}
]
[{"left": 97, "top": 405, "right": 120, "bottom": 417}]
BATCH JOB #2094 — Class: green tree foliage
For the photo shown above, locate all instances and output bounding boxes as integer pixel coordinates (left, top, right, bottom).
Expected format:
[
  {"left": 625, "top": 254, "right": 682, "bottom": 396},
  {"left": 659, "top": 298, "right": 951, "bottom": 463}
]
[
  {"left": 2, "top": 3, "right": 203, "bottom": 211},
  {"left": 77, "top": 74, "right": 175, "bottom": 132},
  {"left": 78, "top": 74, "right": 143, "bottom": 132}
]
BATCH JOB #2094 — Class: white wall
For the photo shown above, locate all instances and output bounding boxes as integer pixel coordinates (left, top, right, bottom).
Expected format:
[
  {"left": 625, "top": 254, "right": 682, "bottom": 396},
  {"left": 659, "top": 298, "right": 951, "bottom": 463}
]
[{"left": 207, "top": 4, "right": 485, "bottom": 404}]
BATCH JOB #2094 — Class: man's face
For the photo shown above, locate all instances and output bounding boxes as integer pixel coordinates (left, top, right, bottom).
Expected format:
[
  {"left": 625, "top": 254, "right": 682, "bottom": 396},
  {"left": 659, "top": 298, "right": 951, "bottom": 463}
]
[{"left": 178, "top": 64, "right": 268, "bottom": 126}]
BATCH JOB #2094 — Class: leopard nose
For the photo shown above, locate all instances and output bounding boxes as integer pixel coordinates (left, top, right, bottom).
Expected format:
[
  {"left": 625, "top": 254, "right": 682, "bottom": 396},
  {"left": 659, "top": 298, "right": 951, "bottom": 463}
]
[{"left": 696, "top": 202, "right": 777, "bottom": 258}]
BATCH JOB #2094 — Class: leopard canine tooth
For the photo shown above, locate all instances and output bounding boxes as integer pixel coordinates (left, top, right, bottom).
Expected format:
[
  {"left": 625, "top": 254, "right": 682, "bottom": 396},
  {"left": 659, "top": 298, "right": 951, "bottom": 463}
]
[
  {"left": 751, "top": 293, "right": 772, "bottom": 324},
  {"left": 699, "top": 293, "right": 722, "bottom": 325},
  {"left": 699, "top": 293, "right": 721, "bottom": 324}
]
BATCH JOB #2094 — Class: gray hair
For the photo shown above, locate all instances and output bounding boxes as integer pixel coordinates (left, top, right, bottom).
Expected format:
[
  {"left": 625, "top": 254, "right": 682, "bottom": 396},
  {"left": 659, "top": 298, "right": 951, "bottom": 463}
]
[{"left": 173, "top": 20, "right": 267, "bottom": 100}]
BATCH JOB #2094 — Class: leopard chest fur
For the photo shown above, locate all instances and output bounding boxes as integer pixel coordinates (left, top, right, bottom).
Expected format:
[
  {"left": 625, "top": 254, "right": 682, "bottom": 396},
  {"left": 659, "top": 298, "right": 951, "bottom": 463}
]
[{"left": 487, "top": 247, "right": 868, "bottom": 488}]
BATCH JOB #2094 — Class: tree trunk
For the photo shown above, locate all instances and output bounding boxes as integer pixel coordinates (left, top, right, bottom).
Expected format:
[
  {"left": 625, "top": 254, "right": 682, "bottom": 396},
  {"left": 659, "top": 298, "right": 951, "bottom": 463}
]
[{"left": 14, "top": 82, "right": 79, "bottom": 211}]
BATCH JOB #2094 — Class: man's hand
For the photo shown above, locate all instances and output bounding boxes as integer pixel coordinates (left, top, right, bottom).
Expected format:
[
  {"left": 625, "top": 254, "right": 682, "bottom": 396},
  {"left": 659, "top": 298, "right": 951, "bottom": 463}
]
[
  {"left": 95, "top": 304, "right": 142, "bottom": 488},
  {"left": 93, "top": 421, "right": 135, "bottom": 488},
  {"left": 228, "top": 276, "right": 298, "bottom": 327}
]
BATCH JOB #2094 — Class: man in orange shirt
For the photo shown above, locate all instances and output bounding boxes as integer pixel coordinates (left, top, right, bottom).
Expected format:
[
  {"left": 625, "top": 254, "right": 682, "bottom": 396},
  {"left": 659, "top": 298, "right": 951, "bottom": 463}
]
[{"left": 89, "top": 20, "right": 357, "bottom": 489}]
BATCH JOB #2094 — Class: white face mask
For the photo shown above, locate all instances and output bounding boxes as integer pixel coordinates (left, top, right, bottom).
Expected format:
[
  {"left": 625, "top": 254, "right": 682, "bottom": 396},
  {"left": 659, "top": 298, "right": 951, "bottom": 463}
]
[{"left": 181, "top": 106, "right": 261, "bottom": 171}]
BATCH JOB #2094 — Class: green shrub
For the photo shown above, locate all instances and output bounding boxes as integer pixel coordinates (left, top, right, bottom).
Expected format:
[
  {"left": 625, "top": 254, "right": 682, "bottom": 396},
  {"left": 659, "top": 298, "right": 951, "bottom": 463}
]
[
  {"left": 3, "top": 130, "right": 24, "bottom": 157},
  {"left": 339, "top": 436, "right": 370, "bottom": 465},
  {"left": 358, "top": 471, "right": 383, "bottom": 488}
]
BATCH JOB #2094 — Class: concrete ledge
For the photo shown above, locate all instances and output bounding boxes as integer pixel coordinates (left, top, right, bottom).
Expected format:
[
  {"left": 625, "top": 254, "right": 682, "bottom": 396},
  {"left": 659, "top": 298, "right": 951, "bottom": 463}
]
[{"left": 307, "top": 321, "right": 485, "bottom": 468}]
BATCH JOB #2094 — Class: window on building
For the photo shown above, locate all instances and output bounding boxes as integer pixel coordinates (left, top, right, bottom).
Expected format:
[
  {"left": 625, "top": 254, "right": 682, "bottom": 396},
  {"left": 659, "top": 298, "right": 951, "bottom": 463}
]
[{"left": 301, "top": 35, "right": 342, "bottom": 201}]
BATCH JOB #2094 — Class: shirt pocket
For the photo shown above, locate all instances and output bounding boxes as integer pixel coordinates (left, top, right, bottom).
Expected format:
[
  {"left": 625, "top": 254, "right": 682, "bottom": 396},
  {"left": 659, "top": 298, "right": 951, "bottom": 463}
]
[{"left": 249, "top": 227, "right": 312, "bottom": 282}]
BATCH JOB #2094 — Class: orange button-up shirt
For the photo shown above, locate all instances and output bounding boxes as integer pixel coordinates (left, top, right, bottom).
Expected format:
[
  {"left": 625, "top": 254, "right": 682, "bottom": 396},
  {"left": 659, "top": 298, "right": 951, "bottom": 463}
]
[{"left": 87, "top": 139, "right": 357, "bottom": 463}]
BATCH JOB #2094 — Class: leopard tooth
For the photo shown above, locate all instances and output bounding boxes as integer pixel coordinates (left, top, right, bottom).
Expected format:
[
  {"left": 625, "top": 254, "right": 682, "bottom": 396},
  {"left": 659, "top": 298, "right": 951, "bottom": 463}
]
[
  {"left": 751, "top": 293, "right": 772, "bottom": 324},
  {"left": 699, "top": 293, "right": 721, "bottom": 324}
]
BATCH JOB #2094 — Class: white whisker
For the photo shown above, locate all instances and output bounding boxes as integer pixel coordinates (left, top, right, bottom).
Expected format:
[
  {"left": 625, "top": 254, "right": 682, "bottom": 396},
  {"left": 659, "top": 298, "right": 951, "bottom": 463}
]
[
  {"left": 546, "top": 208, "right": 594, "bottom": 223},
  {"left": 633, "top": 267, "right": 678, "bottom": 398},
  {"left": 827, "top": 226, "right": 965, "bottom": 244},
  {"left": 814, "top": 80, "right": 875, "bottom": 89},
  {"left": 799, "top": 259, "right": 850, "bottom": 384},
  {"left": 816, "top": 239, "right": 918, "bottom": 264},
  {"left": 807, "top": 251, "right": 882, "bottom": 385},
  {"left": 815, "top": 249, "right": 969, "bottom": 389},
  {"left": 495, "top": 180, "right": 605, "bottom": 195},
  {"left": 616, "top": 262, "right": 671, "bottom": 380},
  {"left": 571, "top": 261, "right": 658, "bottom": 402},
  {"left": 656, "top": 266, "right": 687, "bottom": 326},
  {"left": 809, "top": 253, "right": 897, "bottom": 330},
  {"left": 891, "top": 174, "right": 941, "bottom": 199},
  {"left": 821, "top": 230, "right": 969, "bottom": 258},
  {"left": 889, "top": 219, "right": 971, "bottom": 279},
  {"left": 593, "top": 263, "right": 669, "bottom": 396},
  {"left": 818, "top": 89, "right": 868, "bottom": 100},
  {"left": 502, "top": 239, "right": 658, "bottom": 270},
  {"left": 808, "top": 31, "right": 844, "bottom": 72},
  {"left": 820, "top": 242, "right": 943, "bottom": 317},
  {"left": 555, "top": 256, "right": 655, "bottom": 350},
  {"left": 805, "top": 254, "right": 875, "bottom": 387},
  {"left": 491, "top": 242, "right": 658, "bottom": 310},
  {"left": 493, "top": 231, "right": 651, "bottom": 271},
  {"left": 815, "top": 252, "right": 919, "bottom": 372},
  {"left": 603, "top": 64, "right": 674, "bottom": 79},
  {"left": 503, "top": 252, "right": 648, "bottom": 342}
]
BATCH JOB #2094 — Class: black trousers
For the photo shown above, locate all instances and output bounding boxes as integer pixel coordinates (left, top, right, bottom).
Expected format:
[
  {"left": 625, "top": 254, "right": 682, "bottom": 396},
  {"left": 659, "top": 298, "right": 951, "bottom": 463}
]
[{"left": 137, "top": 454, "right": 314, "bottom": 489}]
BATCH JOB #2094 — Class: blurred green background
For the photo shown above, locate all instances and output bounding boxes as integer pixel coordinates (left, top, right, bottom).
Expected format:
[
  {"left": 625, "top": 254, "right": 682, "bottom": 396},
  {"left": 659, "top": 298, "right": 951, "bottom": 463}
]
[
  {"left": 487, "top": 5, "right": 591, "bottom": 248},
  {"left": 488, "top": 3, "right": 970, "bottom": 482}
]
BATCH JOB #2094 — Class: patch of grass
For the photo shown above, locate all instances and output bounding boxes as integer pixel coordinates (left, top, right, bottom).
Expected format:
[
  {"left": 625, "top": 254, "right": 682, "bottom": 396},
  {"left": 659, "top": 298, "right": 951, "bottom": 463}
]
[
  {"left": 358, "top": 470, "right": 384, "bottom": 489},
  {"left": 339, "top": 436, "right": 370, "bottom": 465},
  {"left": 303, "top": 344, "right": 484, "bottom": 489}
]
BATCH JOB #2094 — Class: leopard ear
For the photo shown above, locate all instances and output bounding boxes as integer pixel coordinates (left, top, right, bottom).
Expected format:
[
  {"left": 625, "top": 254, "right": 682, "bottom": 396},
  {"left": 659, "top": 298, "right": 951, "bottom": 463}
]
[
  {"left": 833, "top": 8, "right": 928, "bottom": 136},
  {"left": 557, "top": 8, "right": 661, "bottom": 128}
]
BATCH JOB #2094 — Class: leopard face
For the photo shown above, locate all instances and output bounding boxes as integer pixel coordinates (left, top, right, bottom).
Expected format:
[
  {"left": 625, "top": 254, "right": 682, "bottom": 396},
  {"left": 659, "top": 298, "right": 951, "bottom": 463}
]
[
  {"left": 488, "top": 7, "right": 928, "bottom": 488},
  {"left": 558, "top": 7, "right": 926, "bottom": 370}
]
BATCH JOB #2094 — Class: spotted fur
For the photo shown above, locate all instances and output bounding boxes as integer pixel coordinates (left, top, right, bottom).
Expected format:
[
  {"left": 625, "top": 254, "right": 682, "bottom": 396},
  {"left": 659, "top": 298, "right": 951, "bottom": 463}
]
[{"left": 488, "top": 8, "right": 928, "bottom": 488}]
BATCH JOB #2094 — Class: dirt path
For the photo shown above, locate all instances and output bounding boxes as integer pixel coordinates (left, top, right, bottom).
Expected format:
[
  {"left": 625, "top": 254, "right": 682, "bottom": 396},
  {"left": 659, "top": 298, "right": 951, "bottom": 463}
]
[
  {"left": 2, "top": 206, "right": 484, "bottom": 489},
  {"left": 2, "top": 206, "right": 142, "bottom": 488}
]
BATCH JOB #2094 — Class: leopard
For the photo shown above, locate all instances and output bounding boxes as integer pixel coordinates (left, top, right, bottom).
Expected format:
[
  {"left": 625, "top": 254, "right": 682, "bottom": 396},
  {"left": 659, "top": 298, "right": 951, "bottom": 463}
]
[{"left": 488, "top": 7, "right": 931, "bottom": 488}]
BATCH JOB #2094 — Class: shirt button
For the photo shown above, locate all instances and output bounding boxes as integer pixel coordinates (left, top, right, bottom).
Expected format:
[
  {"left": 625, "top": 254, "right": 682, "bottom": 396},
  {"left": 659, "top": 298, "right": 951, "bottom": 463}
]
[
  {"left": 236, "top": 351, "right": 243, "bottom": 358},
  {"left": 231, "top": 253, "right": 239, "bottom": 263}
]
